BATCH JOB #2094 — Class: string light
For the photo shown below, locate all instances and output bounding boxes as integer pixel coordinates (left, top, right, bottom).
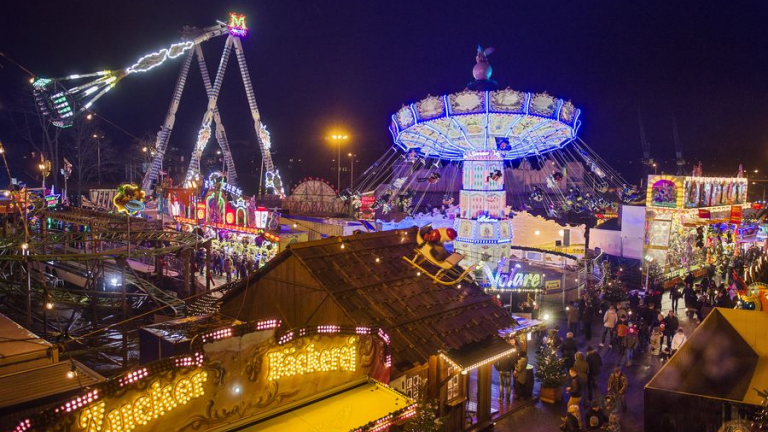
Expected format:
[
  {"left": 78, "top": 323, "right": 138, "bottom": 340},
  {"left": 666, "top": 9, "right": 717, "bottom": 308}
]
[
  {"left": 45, "top": 302, "right": 54, "bottom": 310},
  {"left": 76, "top": 372, "right": 207, "bottom": 432},
  {"left": 267, "top": 337, "right": 357, "bottom": 381}
]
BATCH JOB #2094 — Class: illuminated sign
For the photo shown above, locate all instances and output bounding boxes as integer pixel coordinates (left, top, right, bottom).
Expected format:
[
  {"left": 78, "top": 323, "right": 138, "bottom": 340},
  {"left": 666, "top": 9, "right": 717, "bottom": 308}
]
[
  {"left": 254, "top": 206, "right": 269, "bottom": 229},
  {"left": 267, "top": 337, "right": 357, "bottom": 381},
  {"left": 77, "top": 371, "right": 207, "bottom": 432},
  {"left": 45, "top": 185, "right": 61, "bottom": 208},
  {"left": 227, "top": 13, "right": 248, "bottom": 37},
  {"left": 482, "top": 258, "right": 544, "bottom": 291},
  {"left": 203, "top": 180, "right": 242, "bottom": 198}
]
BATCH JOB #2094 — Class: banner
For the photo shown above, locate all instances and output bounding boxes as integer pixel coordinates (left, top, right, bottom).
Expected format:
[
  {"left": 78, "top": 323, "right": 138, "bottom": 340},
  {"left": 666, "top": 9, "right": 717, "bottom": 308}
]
[
  {"left": 730, "top": 205, "right": 742, "bottom": 224},
  {"left": 698, "top": 209, "right": 711, "bottom": 219}
]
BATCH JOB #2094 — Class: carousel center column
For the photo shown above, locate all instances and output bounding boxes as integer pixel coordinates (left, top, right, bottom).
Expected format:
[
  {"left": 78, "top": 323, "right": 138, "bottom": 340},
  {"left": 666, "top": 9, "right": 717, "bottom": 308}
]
[{"left": 453, "top": 150, "right": 512, "bottom": 272}]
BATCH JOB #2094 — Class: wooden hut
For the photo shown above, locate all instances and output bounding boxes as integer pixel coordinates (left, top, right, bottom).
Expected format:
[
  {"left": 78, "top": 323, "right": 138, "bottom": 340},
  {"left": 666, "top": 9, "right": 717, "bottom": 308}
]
[{"left": 214, "top": 227, "right": 516, "bottom": 430}]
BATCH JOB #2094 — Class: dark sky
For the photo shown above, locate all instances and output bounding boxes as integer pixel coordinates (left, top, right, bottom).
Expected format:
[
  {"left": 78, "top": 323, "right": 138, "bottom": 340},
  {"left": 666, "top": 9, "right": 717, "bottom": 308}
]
[{"left": 2, "top": 0, "right": 768, "bottom": 192}]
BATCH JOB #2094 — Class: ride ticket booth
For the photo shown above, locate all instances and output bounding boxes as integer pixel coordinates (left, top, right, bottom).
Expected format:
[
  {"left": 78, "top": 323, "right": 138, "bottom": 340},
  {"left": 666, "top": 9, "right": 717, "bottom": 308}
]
[{"left": 13, "top": 317, "right": 415, "bottom": 432}]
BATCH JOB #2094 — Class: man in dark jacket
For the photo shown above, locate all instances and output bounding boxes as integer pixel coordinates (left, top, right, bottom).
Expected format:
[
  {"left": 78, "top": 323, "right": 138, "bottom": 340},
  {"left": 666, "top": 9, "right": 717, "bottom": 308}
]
[
  {"left": 566, "top": 368, "right": 581, "bottom": 409},
  {"left": 561, "top": 332, "right": 578, "bottom": 369},
  {"left": 585, "top": 345, "right": 602, "bottom": 401},
  {"left": 581, "top": 301, "right": 595, "bottom": 340},
  {"left": 663, "top": 310, "right": 679, "bottom": 350},
  {"left": 494, "top": 353, "right": 516, "bottom": 402}
]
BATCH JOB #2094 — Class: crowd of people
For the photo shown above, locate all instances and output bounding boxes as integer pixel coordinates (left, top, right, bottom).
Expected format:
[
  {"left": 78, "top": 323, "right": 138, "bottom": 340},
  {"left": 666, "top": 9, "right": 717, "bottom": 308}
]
[{"left": 189, "top": 230, "right": 278, "bottom": 284}]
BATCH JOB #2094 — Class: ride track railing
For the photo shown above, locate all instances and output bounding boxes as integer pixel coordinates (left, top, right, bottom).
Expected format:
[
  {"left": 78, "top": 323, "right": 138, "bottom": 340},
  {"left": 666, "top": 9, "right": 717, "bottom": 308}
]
[{"left": 0, "top": 230, "right": 203, "bottom": 261}]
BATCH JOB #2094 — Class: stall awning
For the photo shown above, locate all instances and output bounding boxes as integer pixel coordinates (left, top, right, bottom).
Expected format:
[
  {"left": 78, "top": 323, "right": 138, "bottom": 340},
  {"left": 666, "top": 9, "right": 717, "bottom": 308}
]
[
  {"left": 235, "top": 379, "right": 415, "bottom": 432},
  {"left": 440, "top": 335, "right": 516, "bottom": 373}
]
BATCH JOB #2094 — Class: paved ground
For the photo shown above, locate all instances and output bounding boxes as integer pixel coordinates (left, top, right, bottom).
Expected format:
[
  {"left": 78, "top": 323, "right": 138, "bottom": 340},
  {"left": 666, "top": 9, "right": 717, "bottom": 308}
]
[{"left": 494, "top": 296, "right": 698, "bottom": 432}]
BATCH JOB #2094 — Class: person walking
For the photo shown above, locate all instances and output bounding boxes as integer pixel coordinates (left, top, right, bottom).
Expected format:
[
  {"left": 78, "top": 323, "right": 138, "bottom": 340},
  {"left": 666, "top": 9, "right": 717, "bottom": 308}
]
[
  {"left": 561, "top": 332, "right": 578, "bottom": 370},
  {"left": 585, "top": 346, "right": 602, "bottom": 402},
  {"left": 494, "top": 353, "right": 516, "bottom": 402},
  {"left": 224, "top": 256, "right": 233, "bottom": 283},
  {"left": 600, "top": 306, "right": 618, "bottom": 348},
  {"left": 607, "top": 367, "right": 628, "bottom": 412},
  {"left": 616, "top": 317, "right": 628, "bottom": 354},
  {"left": 671, "top": 328, "right": 687, "bottom": 356},
  {"left": 625, "top": 324, "right": 638, "bottom": 366},
  {"left": 581, "top": 299, "right": 595, "bottom": 340},
  {"left": 573, "top": 351, "right": 589, "bottom": 409},
  {"left": 669, "top": 284, "right": 682, "bottom": 312},
  {"left": 567, "top": 302, "right": 580, "bottom": 336},
  {"left": 566, "top": 368, "right": 582, "bottom": 411},
  {"left": 662, "top": 311, "right": 679, "bottom": 350},
  {"left": 513, "top": 353, "right": 528, "bottom": 400}
]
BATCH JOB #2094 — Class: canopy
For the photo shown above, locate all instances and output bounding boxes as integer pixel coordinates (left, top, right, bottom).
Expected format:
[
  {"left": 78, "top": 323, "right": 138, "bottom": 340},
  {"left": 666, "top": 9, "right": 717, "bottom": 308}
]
[{"left": 237, "top": 379, "right": 415, "bottom": 432}]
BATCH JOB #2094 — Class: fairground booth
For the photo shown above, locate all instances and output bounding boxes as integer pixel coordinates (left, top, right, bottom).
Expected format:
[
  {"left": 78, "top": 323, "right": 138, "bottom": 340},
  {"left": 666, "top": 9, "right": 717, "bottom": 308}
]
[
  {"left": 209, "top": 228, "right": 519, "bottom": 431},
  {"left": 12, "top": 315, "right": 414, "bottom": 432},
  {"left": 643, "top": 174, "right": 751, "bottom": 280},
  {"left": 645, "top": 308, "right": 768, "bottom": 432},
  {"left": 166, "top": 174, "right": 284, "bottom": 268}
]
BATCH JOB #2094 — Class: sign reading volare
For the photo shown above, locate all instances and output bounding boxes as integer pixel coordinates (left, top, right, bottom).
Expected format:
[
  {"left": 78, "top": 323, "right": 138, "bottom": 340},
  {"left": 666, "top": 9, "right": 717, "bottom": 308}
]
[{"left": 78, "top": 371, "right": 207, "bottom": 432}]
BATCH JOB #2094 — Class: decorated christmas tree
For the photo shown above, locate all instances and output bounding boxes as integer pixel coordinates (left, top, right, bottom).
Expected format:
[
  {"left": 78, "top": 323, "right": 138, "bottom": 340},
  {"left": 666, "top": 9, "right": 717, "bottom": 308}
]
[
  {"left": 535, "top": 343, "right": 567, "bottom": 388},
  {"left": 403, "top": 399, "right": 443, "bottom": 432},
  {"left": 601, "top": 279, "right": 629, "bottom": 304}
]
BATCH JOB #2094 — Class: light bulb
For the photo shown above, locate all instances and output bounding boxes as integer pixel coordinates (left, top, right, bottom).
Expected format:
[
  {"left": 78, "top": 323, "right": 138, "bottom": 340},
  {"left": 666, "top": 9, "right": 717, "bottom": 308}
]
[
  {"left": 45, "top": 302, "right": 54, "bottom": 310},
  {"left": 66, "top": 370, "right": 76, "bottom": 379}
]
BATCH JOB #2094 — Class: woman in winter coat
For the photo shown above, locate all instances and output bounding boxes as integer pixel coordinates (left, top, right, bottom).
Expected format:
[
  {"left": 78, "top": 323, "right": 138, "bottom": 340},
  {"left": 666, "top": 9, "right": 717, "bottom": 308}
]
[
  {"left": 671, "top": 328, "right": 687, "bottom": 355},
  {"left": 649, "top": 327, "right": 662, "bottom": 357},
  {"left": 573, "top": 352, "right": 590, "bottom": 390}
]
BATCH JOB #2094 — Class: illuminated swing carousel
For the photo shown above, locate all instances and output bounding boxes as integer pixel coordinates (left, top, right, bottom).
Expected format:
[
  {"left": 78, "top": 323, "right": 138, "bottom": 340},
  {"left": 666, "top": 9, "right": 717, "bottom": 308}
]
[{"left": 352, "top": 46, "right": 631, "bottom": 274}]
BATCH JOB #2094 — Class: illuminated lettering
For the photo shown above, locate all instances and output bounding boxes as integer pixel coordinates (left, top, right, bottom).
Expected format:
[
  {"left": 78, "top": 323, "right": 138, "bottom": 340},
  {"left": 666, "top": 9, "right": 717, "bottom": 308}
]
[
  {"left": 268, "top": 338, "right": 357, "bottom": 380},
  {"left": 76, "top": 371, "right": 207, "bottom": 432},
  {"left": 227, "top": 13, "right": 248, "bottom": 37}
]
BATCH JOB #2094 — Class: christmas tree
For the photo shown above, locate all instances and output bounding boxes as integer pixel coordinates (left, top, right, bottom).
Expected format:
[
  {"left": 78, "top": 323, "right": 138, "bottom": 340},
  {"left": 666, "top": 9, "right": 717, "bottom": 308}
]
[
  {"left": 535, "top": 343, "right": 567, "bottom": 388},
  {"left": 601, "top": 279, "right": 628, "bottom": 304},
  {"left": 403, "top": 399, "right": 443, "bottom": 432}
]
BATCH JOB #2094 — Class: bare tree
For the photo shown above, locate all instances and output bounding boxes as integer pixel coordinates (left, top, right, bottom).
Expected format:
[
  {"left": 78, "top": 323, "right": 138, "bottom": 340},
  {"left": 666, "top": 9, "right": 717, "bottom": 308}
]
[
  {"left": 63, "top": 117, "right": 118, "bottom": 203},
  {"left": 4, "top": 89, "right": 62, "bottom": 188}
]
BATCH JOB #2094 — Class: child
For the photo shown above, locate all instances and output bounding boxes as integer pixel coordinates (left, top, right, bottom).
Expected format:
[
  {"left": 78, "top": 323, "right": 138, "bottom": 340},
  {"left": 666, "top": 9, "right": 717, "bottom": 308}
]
[
  {"left": 660, "top": 346, "right": 671, "bottom": 363},
  {"left": 616, "top": 318, "right": 628, "bottom": 354}
]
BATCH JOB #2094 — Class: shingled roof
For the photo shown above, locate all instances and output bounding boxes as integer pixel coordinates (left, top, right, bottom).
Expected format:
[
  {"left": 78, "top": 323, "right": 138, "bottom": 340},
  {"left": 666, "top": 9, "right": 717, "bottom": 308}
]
[{"left": 218, "top": 227, "right": 515, "bottom": 375}]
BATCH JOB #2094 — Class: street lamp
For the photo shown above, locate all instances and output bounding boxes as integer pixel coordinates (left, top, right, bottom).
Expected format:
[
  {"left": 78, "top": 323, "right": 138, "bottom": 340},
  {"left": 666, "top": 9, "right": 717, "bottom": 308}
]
[
  {"left": 348, "top": 152, "right": 355, "bottom": 189},
  {"left": 93, "top": 134, "right": 103, "bottom": 185},
  {"left": 329, "top": 134, "right": 348, "bottom": 191},
  {"left": 38, "top": 160, "right": 50, "bottom": 190}
]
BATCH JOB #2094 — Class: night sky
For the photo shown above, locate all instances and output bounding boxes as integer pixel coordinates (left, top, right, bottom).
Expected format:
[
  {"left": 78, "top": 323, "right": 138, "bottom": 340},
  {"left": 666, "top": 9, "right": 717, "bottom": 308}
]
[{"left": 2, "top": 0, "right": 767, "bottom": 193}]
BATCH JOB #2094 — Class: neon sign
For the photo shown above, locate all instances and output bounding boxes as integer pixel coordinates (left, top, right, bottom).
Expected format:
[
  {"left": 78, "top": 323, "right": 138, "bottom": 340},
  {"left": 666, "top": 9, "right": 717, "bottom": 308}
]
[
  {"left": 267, "top": 337, "right": 357, "bottom": 381},
  {"left": 77, "top": 371, "right": 207, "bottom": 432},
  {"left": 482, "top": 258, "right": 544, "bottom": 291},
  {"left": 227, "top": 13, "right": 248, "bottom": 37}
]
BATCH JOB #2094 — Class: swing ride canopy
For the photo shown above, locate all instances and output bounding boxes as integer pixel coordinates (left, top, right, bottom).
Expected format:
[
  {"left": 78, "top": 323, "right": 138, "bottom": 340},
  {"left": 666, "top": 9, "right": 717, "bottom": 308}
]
[{"left": 389, "top": 88, "right": 581, "bottom": 161}]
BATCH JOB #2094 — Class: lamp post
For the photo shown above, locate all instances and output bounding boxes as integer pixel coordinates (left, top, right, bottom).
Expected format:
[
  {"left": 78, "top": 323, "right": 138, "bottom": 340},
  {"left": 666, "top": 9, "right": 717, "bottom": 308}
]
[
  {"left": 348, "top": 152, "right": 356, "bottom": 189},
  {"left": 38, "top": 159, "right": 50, "bottom": 190},
  {"left": 93, "top": 134, "right": 103, "bottom": 185},
  {"left": 330, "top": 134, "right": 348, "bottom": 191}
]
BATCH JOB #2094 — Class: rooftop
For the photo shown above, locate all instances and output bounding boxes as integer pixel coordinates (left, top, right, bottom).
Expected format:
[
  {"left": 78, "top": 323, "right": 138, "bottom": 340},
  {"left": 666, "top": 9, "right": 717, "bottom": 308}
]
[{"left": 218, "top": 228, "right": 515, "bottom": 374}]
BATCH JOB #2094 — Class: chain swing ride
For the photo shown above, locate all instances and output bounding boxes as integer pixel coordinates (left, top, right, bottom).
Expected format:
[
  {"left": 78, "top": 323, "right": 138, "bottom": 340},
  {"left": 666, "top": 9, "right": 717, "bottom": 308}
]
[
  {"left": 349, "top": 46, "right": 637, "bottom": 273},
  {"left": 31, "top": 13, "right": 284, "bottom": 196}
]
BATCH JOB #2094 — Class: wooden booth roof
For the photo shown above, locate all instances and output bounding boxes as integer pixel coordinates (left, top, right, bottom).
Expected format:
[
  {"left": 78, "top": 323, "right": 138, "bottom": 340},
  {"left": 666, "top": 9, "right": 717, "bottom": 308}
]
[
  {"left": 217, "top": 227, "right": 515, "bottom": 375},
  {"left": 646, "top": 308, "right": 768, "bottom": 406}
]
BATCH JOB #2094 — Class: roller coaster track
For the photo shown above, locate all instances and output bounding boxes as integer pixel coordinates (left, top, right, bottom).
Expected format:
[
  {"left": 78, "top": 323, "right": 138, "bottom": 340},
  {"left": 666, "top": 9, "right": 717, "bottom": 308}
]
[
  {"left": 0, "top": 227, "right": 202, "bottom": 317},
  {"left": 0, "top": 230, "right": 203, "bottom": 261}
]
